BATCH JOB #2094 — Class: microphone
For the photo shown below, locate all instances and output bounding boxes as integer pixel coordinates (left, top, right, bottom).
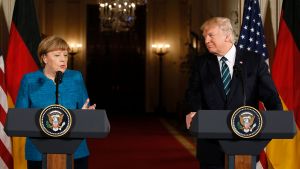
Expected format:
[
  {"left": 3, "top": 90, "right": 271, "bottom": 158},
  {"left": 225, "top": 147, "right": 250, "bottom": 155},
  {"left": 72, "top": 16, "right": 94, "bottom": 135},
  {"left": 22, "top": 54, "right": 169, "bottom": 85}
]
[
  {"left": 234, "top": 61, "right": 247, "bottom": 106},
  {"left": 55, "top": 71, "right": 63, "bottom": 104},
  {"left": 233, "top": 64, "right": 240, "bottom": 77},
  {"left": 55, "top": 71, "right": 63, "bottom": 84}
]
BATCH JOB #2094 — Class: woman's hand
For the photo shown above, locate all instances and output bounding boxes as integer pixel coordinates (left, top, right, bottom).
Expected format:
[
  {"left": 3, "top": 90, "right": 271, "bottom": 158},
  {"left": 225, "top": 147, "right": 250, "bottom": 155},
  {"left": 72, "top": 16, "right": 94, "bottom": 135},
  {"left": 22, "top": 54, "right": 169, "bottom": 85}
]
[{"left": 82, "top": 98, "right": 96, "bottom": 109}]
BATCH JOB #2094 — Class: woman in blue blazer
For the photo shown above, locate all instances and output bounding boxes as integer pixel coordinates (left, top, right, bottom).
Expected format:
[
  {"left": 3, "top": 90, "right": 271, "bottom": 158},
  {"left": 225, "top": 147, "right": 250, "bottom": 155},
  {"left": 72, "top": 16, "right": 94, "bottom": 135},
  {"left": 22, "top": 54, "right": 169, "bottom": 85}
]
[{"left": 16, "top": 35, "right": 95, "bottom": 169}]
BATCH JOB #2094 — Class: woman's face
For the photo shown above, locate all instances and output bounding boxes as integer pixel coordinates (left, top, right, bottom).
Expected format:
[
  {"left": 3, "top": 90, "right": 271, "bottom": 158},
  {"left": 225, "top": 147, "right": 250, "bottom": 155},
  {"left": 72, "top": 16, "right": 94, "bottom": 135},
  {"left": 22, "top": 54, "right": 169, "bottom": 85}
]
[{"left": 43, "top": 49, "right": 68, "bottom": 73}]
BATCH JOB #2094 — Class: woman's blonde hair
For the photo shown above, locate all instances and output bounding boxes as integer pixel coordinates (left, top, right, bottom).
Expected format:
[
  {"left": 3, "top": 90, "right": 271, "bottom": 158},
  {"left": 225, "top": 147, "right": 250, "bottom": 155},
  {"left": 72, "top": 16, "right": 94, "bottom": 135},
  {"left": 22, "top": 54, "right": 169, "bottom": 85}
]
[
  {"left": 38, "top": 35, "right": 70, "bottom": 67},
  {"left": 200, "top": 17, "right": 235, "bottom": 43}
]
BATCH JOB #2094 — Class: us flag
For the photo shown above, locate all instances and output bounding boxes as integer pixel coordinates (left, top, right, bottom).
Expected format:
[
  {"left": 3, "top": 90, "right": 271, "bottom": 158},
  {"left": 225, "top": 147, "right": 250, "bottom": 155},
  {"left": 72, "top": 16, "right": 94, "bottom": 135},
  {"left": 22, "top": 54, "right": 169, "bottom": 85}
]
[
  {"left": 237, "top": 0, "right": 269, "bottom": 168},
  {"left": 0, "top": 50, "right": 13, "bottom": 169},
  {"left": 237, "top": 0, "right": 268, "bottom": 61}
]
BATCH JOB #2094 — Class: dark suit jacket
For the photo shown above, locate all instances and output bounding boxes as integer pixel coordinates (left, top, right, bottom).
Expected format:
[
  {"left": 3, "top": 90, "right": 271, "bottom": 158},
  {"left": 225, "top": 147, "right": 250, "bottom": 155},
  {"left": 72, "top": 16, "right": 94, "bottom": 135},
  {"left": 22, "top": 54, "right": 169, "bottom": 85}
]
[
  {"left": 186, "top": 49, "right": 282, "bottom": 112},
  {"left": 185, "top": 49, "right": 283, "bottom": 165}
]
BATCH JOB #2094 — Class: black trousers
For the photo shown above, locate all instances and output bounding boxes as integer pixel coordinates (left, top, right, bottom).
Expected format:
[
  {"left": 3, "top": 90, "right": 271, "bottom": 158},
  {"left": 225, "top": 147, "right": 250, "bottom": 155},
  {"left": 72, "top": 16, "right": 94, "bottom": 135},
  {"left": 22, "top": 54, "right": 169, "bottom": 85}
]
[
  {"left": 197, "top": 139, "right": 225, "bottom": 169},
  {"left": 27, "top": 156, "right": 88, "bottom": 169}
]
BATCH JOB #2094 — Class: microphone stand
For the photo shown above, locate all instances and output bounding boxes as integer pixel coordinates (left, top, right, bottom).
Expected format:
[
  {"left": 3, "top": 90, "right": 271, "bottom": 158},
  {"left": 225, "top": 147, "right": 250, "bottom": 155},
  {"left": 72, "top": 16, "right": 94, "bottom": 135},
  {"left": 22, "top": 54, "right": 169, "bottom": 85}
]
[
  {"left": 56, "top": 82, "right": 59, "bottom": 104},
  {"left": 234, "top": 64, "right": 247, "bottom": 106},
  {"left": 242, "top": 68, "right": 247, "bottom": 106}
]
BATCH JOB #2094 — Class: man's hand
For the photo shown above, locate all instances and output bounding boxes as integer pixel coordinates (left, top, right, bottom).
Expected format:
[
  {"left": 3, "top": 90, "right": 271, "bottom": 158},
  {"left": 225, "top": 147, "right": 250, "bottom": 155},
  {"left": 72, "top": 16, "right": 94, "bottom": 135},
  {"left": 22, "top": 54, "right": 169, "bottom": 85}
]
[{"left": 186, "top": 112, "right": 196, "bottom": 129}]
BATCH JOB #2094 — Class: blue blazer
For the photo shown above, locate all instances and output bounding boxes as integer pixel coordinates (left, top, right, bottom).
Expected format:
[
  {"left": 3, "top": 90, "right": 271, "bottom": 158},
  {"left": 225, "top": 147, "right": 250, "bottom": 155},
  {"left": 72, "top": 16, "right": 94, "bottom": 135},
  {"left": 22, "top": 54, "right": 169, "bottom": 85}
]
[{"left": 16, "top": 69, "right": 90, "bottom": 161}]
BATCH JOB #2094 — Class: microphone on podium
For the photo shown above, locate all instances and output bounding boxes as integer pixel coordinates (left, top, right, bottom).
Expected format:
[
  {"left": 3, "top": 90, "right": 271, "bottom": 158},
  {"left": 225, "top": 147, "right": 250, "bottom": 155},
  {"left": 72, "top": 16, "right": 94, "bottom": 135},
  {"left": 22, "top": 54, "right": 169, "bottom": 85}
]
[
  {"left": 55, "top": 71, "right": 63, "bottom": 84},
  {"left": 55, "top": 71, "right": 63, "bottom": 104}
]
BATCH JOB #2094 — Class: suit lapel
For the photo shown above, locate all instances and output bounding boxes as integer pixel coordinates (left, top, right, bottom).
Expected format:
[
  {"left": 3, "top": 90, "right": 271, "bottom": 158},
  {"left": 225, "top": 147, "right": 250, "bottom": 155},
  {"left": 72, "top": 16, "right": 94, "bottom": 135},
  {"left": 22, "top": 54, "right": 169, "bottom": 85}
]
[{"left": 207, "top": 54, "right": 226, "bottom": 101}]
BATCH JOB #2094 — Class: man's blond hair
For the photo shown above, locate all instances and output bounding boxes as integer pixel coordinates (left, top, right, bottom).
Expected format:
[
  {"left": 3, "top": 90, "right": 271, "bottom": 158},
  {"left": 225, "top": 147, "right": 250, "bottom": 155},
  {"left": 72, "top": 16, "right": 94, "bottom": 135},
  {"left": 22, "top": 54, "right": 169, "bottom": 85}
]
[{"left": 200, "top": 17, "right": 235, "bottom": 43}]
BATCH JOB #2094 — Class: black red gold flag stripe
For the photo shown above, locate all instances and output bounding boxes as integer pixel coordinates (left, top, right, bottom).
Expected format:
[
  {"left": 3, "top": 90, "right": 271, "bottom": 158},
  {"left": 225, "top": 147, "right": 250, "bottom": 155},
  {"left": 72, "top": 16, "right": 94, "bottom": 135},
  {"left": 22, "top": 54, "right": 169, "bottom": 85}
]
[
  {"left": 268, "top": 0, "right": 300, "bottom": 168},
  {"left": 5, "top": 0, "right": 41, "bottom": 103}
]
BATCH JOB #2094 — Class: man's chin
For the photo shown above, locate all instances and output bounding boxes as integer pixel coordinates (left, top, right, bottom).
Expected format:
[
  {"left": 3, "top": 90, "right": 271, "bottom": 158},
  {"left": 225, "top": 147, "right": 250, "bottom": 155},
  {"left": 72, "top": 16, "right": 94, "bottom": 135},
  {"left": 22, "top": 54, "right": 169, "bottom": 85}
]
[
  {"left": 208, "top": 50, "right": 217, "bottom": 55},
  {"left": 206, "top": 48, "right": 214, "bottom": 52}
]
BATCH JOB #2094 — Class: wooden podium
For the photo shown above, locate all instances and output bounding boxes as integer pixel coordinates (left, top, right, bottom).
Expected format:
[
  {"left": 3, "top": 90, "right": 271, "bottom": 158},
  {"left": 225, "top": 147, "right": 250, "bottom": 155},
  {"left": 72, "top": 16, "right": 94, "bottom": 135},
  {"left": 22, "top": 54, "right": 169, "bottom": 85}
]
[
  {"left": 4, "top": 108, "right": 110, "bottom": 169},
  {"left": 189, "top": 110, "right": 297, "bottom": 169}
]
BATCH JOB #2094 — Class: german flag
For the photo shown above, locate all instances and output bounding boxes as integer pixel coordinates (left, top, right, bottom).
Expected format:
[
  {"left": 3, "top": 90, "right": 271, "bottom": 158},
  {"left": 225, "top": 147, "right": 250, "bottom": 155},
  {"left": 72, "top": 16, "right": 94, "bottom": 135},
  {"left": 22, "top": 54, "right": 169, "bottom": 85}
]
[
  {"left": 5, "top": 0, "right": 41, "bottom": 168},
  {"left": 267, "top": 0, "right": 300, "bottom": 168}
]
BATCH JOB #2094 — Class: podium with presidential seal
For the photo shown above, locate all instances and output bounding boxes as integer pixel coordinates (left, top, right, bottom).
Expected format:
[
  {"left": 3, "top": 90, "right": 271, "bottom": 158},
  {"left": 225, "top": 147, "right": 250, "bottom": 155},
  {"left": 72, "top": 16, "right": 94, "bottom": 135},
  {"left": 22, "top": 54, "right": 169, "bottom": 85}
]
[
  {"left": 189, "top": 106, "right": 297, "bottom": 169},
  {"left": 4, "top": 104, "right": 110, "bottom": 169}
]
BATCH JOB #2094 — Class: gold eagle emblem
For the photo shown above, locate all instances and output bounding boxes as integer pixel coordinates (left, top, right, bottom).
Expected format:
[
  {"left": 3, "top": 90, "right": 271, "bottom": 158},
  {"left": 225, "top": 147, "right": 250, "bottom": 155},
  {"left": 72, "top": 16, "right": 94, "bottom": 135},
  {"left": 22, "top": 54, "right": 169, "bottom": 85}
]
[
  {"left": 47, "top": 111, "right": 65, "bottom": 131},
  {"left": 239, "top": 112, "right": 256, "bottom": 133}
]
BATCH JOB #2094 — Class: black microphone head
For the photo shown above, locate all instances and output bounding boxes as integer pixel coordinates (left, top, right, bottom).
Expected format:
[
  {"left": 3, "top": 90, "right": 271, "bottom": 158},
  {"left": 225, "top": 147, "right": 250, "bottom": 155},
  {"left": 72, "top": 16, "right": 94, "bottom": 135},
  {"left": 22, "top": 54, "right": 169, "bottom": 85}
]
[
  {"left": 233, "top": 64, "right": 241, "bottom": 77},
  {"left": 54, "top": 71, "right": 63, "bottom": 84},
  {"left": 234, "top": 64, "right": 240, "bottom": 72},
  {"left": 233, "top": 65, "right": 239, "bottom": 71}
]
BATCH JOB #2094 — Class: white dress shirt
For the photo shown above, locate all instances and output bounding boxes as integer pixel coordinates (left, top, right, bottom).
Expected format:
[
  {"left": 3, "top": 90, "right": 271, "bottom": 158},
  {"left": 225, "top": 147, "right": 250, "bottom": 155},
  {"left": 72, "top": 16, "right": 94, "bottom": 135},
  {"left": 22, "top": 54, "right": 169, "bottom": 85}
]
[{"left": 217, "top": 45, "right": 236, "bottom": 78}]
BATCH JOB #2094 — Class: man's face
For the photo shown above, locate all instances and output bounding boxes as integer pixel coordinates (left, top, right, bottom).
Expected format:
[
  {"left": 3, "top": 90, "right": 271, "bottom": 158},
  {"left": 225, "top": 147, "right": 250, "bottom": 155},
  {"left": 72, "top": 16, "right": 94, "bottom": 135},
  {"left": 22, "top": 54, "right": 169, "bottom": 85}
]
[{"left": 202, "top": 25, "right": 228, "bottom": 56}]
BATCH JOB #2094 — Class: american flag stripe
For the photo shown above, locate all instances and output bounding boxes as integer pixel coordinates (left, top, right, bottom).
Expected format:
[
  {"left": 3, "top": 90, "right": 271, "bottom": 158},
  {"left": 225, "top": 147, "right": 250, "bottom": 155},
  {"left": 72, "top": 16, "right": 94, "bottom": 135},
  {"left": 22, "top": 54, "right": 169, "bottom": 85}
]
[
  {"left": 0, "top": 158, "right": 7, "bottom": 169},
  {"left": 258, "top": 149, "right": 268, "bottom": 169},
  {"left": 0, "top": 105, "right": 8, "bottom": 128},
  {"left": 0, "top": 86, "right": 8, "bottom": 126},
  {"left": 0, "top": 129, "right": 13, "bottom": 168},
  {"left": 0, "top": 53, "right": 13, "bottom": 169}
]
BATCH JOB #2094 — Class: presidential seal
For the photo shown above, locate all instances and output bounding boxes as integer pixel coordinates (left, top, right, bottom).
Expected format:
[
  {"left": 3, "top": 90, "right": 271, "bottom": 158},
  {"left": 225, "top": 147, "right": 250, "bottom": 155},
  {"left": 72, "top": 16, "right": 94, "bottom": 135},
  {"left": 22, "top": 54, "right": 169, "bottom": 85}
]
[
  {"left": 230, "top": 106, "right": 263, "bottom": 138},
  {"left": 39, "top": 104, "right": 72, "bottom": 137}
]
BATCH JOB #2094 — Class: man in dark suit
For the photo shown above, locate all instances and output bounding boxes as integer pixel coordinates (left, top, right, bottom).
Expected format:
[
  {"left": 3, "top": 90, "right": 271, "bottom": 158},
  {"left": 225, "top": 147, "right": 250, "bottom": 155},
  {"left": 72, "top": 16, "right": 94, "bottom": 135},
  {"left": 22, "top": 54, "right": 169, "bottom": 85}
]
[{"left": 185, "top": 17, "right": 282, "bottom": 169}]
